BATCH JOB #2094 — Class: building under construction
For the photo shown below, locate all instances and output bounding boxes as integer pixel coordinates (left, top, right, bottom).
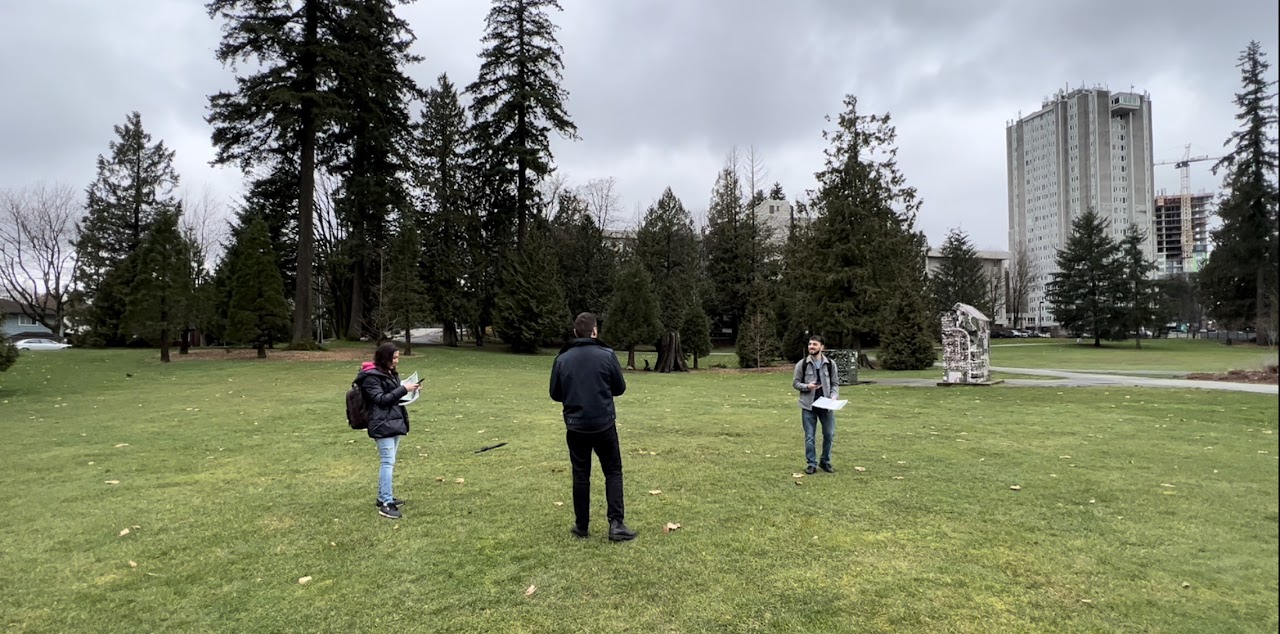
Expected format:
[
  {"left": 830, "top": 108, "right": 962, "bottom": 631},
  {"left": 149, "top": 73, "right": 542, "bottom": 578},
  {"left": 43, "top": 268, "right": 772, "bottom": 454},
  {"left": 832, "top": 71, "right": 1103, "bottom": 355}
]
[{"left": 1154, "top": 190, "right": 1213, "bottom": 277}]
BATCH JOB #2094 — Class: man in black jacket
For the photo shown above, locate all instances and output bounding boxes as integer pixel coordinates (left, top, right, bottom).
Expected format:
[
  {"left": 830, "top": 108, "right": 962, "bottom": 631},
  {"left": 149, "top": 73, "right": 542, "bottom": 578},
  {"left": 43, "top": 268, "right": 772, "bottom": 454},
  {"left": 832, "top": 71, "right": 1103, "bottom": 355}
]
[{"left": 550, "top": 312, "right": 636, "bottom": 542}]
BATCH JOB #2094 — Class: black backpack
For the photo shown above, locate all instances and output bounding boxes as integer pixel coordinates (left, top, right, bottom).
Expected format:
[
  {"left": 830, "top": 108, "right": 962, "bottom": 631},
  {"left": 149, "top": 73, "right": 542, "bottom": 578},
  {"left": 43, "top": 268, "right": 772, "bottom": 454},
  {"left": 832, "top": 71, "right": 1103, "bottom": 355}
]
[{"left": 345, "top": 379, "right": 369, "bottom": 430}]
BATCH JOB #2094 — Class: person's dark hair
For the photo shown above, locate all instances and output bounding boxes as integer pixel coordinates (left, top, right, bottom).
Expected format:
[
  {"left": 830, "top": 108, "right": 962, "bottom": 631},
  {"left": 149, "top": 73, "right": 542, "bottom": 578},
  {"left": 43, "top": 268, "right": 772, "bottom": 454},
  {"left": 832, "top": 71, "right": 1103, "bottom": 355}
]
[
  {"left": 808, "top": 334, "right": 824, "bottom": 345},
  {"left": 574, "top": 312, "right": 598, "bottom": 338},
  {"left": 373, "top": 342, "right": 400, "bottom": 373}
]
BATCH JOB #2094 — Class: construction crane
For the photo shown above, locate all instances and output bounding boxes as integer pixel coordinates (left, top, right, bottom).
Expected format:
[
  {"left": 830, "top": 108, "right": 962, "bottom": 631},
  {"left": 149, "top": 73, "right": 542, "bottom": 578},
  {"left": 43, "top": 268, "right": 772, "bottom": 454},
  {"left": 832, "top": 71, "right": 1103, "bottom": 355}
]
[{"left": 1154, "top": 144, "right": 1219, "bottom": 273}]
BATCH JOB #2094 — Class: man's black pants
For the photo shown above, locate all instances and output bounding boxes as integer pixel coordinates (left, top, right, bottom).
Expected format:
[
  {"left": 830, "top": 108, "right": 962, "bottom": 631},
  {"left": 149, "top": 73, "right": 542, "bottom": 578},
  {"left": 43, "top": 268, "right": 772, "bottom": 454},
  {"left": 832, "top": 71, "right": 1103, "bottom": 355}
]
[{"left": 566, "top": 424, "right": 624, "bottom": 528}]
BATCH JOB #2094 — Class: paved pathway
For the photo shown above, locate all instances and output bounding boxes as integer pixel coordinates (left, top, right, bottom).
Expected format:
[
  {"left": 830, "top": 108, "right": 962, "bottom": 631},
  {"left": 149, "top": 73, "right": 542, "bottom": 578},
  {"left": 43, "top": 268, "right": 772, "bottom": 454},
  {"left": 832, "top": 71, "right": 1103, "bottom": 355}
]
[{"left": 870, "top": 366, "right": 1277, "bottom": 394}]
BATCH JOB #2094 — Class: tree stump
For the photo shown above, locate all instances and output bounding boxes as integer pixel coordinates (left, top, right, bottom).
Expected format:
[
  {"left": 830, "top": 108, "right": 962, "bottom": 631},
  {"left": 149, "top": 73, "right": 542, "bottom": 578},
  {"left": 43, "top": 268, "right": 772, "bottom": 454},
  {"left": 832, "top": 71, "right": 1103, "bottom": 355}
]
[{"left": 654, "top": 331, "right": 689, "bottom": 373}]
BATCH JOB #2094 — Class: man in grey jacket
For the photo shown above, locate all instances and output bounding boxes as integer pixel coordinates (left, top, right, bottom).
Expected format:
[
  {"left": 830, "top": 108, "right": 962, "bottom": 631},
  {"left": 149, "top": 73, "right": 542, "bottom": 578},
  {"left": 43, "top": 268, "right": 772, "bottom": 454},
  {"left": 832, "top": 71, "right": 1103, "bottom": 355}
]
[{"left": 792, "top": 335, "right": 840, "bottom": 474}]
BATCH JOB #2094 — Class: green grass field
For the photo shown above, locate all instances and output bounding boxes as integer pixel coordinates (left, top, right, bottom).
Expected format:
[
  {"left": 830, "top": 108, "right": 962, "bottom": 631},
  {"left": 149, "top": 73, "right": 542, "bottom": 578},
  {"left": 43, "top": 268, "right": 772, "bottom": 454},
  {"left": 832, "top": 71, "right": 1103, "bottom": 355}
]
[
  {"left": 987, "top": 338, "right": 1278, "bottom": 374},
  {"left": 1, "top": 345, "right": 1276, "bottom": 633}
]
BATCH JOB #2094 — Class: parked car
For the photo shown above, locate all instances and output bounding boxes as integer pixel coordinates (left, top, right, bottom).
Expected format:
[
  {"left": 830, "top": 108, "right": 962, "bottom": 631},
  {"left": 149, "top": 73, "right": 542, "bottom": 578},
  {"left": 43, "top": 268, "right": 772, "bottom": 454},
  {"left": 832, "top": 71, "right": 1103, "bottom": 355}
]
[{"left": 14, "top": 338, "right": 72, "bottom": 350}]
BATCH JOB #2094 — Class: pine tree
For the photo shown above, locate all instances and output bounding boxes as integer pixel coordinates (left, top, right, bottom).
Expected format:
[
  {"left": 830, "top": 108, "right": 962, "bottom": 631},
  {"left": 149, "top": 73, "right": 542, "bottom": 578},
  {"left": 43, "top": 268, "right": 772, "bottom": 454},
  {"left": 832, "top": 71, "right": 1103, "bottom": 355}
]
[
  {"left": 809, "top": 95, "right": 926, "bottom": 349},
  {"left": 1200, "top": 41, "right": 1279, "bottom": 345},
  {"left": 0, "top": 338, "right": 17, "bottom": 373},
  {"left": 634, "top": 187, "right": 700, "bottom": 331},
  {"left": 1045, "top": 208, "right": 1125, "bottom": 347},
  {"left": 704, "top": 166, "right": 753, "bottom": 340},
  {"left": 930, "top": 227, "right": 987, "bottom": 317},
  {"left": 551, "top": 191, "right": 617, "bottom": 319},
  {"left": 607, "top": 255, "right": 663, "bottom": 370},
  {"left": 328, "top": 0, "right": 423, "bottom": 340},
  {"left": 381, "top": 221, "right": 430, "bottom": 355},
  {"left": 418, "top": 73, "right": 473, "bottom": 347},
  {"left": 123, "top": 210, "right": 194, "bottom": 362},
  {"left": 493, "top": 222, "right": 569, "bottom": 353},
  {"left": 74, "top": 111, "right": 182, "bottom": 345},
  {"left": 878, "top": 284, "right": 937, "bottom": 370},
  {"left": 466, "top": 0, "right": 578, "bottom": 249},
  {"left": 207, "top": 0, "right": 333, "bottom": 346},
  {"left": 1118, "top": 224, "right": 1160, "bottom": 349},
  {"left": 225, "top": 218, "right": 291, "bottom": 358},
  {"left": 207, "top": 0, "right": 421, "bottom": 347},
  {"left": 679, "top": 304, "right": 713, "bottom": 369}
]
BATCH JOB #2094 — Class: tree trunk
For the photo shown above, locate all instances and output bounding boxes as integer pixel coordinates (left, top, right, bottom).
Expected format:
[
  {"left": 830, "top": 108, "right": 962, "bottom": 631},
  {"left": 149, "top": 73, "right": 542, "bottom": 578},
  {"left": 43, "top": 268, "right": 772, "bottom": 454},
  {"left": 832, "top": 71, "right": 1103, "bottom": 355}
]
[
  {"left": 444, "top": 322, "right": 458, "bottom": 347},
  {"left": 692, "top": 353, "right": 698, "bottom": 369},
  {"left": 626, "top": 347, "right": 636, "bottom": 370},
  {"left": 403, "top": 330, "right": 412, "bottom": 355},
  {"left": 179, "top": 328, "right": 190, "bottom": 355},
  {"left": 1258, "top": 268, "right": 1271, "bottom": 347},
  {"left": 291, "top": 0, "right": 318, "bottom": 346},
  {"left": 654, "top": 331, "right": 689, "bottom": 373},
  {"left": 160, "top": 326, "right": 170, "bottom": 363},
  {"left": 346, "top": 262, "right": 364, "bottom": 340}
]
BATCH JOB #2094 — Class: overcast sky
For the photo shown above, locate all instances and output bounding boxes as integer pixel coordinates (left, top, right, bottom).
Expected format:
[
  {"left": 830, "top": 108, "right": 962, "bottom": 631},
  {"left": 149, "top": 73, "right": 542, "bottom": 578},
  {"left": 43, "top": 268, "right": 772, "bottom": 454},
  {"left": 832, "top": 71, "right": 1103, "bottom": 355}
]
[{"left": 2, "top": 0, "right": 1276, "bottom": 251}]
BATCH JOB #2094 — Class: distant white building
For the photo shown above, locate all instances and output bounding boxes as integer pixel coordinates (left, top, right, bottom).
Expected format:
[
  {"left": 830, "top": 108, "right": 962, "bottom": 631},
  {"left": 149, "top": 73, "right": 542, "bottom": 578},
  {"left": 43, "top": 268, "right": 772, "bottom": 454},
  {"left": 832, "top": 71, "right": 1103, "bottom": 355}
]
[
  {"left": 750, "top": 198, "right": 794, "bottom": 245},
  {"left": 1006, "top": 86, "right": 1156, "bottom": 326},
  {"left": 925, "top": 248, "right": 1010, "bottom": 327}
]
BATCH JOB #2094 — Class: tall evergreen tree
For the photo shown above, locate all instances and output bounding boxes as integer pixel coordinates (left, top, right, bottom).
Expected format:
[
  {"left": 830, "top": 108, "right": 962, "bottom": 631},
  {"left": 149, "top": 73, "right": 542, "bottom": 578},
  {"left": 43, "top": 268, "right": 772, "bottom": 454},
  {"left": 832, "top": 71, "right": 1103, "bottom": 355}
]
[
  {"left": 775, "top": 198, "right": 815, "bottom": 362},
  {"left": 381, "top": 221, "right": 430, "bottom": 355},
  {"left": 328, "top": 0, "right": 423, "bottom": 340},
  {"left": 704, "top": 166, "right": 753, "bottom": 340},
  {"left": 74, "top": 111, "right": 182, "bottom": 346},
  {"left": 735, "top": 281, "right": 781, "bottom": 368},
  {"left": 493, "top": 221, "right": 569, "bottom": 353},
  {"left": 1045, "top": 209, "right": 1125, "bottom": 347},
  {"left": 466, "top": 0, "right": 578, "bottom": 249},
  {"left": 1200, "top": 41, "right": 1279, "bottom": 345},
  {"left": 551, "top": 191, "right": 617, "bottom": 319},
  {"left": 808, "top": 95, "right": 926, "bottom": 349},
  {"left": 607, "top": 255, "right": 663, "bottom": 370},
  {"left": 225, "top": 218, "right": 291, "bottom": 358},
  {"left": 207, "top": 0, "right": 335, "bottom": 346},
  {"left": 124, "top": 210, "right": 194, "bottom": 362},
  {"left": 634, "top": 188, "right": 700, "bottom": 332},
  {"left": 1118, "top": 224, "right": 1160, "bottom": 349},
  {"left": 929, "top": 227, "right": 987, "bottom": 318},
  {"left": 417, "top": 74, "right": 473, "bottom": 347}
]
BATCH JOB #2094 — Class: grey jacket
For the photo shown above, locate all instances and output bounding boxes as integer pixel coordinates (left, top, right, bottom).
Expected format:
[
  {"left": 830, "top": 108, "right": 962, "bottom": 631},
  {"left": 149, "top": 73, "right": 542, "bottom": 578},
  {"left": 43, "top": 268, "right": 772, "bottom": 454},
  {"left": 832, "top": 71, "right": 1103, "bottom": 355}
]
[{"left": 793, "top": 355, "right": 840, "bottom": 411}]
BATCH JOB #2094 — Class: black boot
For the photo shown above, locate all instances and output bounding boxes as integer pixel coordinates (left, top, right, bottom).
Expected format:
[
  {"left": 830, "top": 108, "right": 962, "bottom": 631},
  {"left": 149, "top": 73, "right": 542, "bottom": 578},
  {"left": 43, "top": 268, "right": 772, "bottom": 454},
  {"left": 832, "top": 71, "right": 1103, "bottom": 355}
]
[
  {"left": 608, "top": 519, "right": 636, "bottom": 542},
  {"left": 570, "top": 524, "right": 588, "bottom": 539}
]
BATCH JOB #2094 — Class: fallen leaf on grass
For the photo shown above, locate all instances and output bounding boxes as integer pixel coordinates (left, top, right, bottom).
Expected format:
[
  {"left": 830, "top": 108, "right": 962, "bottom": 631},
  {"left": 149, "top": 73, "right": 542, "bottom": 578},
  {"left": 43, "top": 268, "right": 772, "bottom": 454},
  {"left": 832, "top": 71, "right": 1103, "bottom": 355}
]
[
  {"left": 854, "top": 466, "right": 867, "bottom": 472},
  {"left": 663, "top": 522, "right": 682, "bottom": 533},
  {"left": 298, "top": 576, "right": 312, "bottom": 585},
  {"left": 1010, "top": 485, "right": 1022, "bottom": 491},
  {"left": 791, "top": 473, "right": 805, "bottom": 478},
  {"left": 128, "top": 561, "right": 137, "bottom": 568},
  {"left": 1182, "top": 582, "right": 1191, "bottom": 588},
  {"left": 649, "top": 451, "right": 656, "bottom": 456},
  {"left": 1160, "top": 483, "right": 1176, "bottom": 488},
  {"left": 893, "top": 476, "right": 904, "bottom": 480},
  {"left": 648, "top": 490, "right": 662, "bottom": 496},
  {"left": 524, "top": 584, "right": 537, "bottom": 597},
  {"left": 553, "top": 502, "right": 564, "bottom": 507},
  {"left": 454, "top": 478, "right": 465, "bottom": 484},
  {"left": 104, "top": 480, "right": 120, "bottom": 485},
  {"left": 1080, "top": 599, "right": 1092, "bottom": 604},
  {"left": 1059, "top": 456, "right": 1071, "bottom": 459},
  {"left": 436, "top": 476, "right": 445, "bottom": 482},
  {"left": 1089, "top": 499, "right": 1096, "bottom": 504},
  {"left": 794, "top": 480, "right": 803, "bottom": 486},
  {"left": 118, "top": 528, "right": 130, "bottom": 537},
  {"left": 114, "top": 443, "right": 129, "bottom": 448}
]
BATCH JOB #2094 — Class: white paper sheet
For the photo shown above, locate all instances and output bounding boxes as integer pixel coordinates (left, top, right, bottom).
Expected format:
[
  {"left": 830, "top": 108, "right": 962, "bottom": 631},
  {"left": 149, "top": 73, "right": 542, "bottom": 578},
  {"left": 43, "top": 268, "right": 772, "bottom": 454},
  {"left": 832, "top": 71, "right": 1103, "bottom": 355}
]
[
  {"left": 812, "top": 397, "right": 847, "bottom": 411},
  {"left": 399, "top": 372, "right": 420, "bottom": 405}
]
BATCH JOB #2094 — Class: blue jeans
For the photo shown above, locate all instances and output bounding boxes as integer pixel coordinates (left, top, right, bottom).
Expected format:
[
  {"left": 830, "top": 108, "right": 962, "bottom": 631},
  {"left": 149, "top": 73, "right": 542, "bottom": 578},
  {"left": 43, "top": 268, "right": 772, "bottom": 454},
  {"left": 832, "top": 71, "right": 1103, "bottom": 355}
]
[
  {"left": 375, "top": 435, "right": 402, "bottom": 504},
  {"left": 802, "top": 407, "right": 835, "bottom": 468}
]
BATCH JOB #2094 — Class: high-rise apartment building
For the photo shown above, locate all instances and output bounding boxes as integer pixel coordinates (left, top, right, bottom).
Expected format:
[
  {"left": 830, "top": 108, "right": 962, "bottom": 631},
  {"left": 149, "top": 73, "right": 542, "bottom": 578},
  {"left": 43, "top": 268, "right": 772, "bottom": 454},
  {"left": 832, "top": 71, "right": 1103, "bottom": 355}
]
[
  {"left": 1154, "top": 190, "right": 1213, "bottom": 277},
  {"left": 1006, "top": 87, "right": 1155, "bottom": 328}
]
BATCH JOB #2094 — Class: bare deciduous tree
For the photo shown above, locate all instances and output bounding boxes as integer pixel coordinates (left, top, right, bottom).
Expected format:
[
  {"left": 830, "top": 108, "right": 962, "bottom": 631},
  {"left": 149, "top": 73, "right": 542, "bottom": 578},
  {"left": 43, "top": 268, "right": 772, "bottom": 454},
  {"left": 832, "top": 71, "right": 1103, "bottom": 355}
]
[
  {"left": 0, "top": 183, "right": 80, "bottom": 338},
  {"left": 579, "top": 176, "right": 620, "bottom": 231},
  {"left": 180, "top": 184, "right": 229, "bottom": 272},
  {"left": 1006, "top": 244, "right": 1035, "bottom": 329}
]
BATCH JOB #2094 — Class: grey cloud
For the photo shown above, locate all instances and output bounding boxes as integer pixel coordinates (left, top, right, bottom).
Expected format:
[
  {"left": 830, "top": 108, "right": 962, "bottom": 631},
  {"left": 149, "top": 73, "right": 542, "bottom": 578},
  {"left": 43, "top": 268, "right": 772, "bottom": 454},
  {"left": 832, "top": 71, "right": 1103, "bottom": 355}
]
[{"left": 2, "top": 0, "right": 1277, "bottom": 252}]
